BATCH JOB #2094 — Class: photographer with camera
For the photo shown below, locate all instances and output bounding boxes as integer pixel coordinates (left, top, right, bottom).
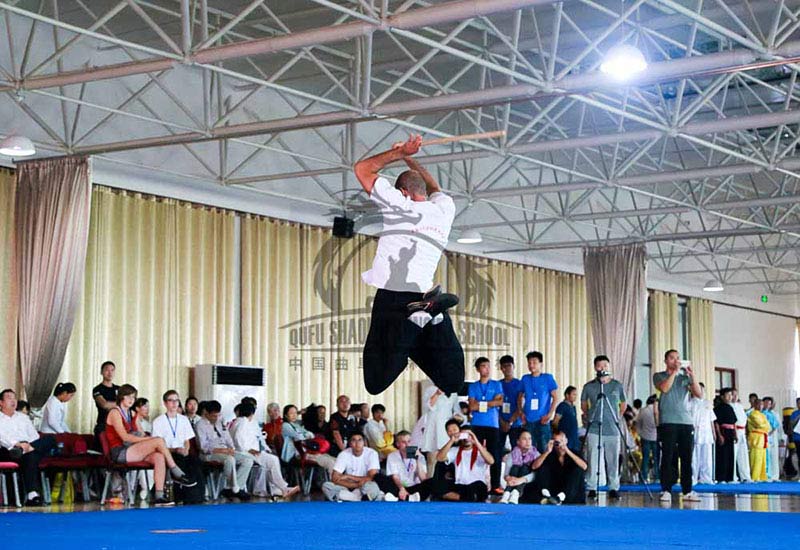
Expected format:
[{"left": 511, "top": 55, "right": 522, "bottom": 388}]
[
  {"left": 523, "top": 432, "right": 587, "bottom": 505},
  {"left": 437, "top": 424, "right": 494, "bottom": 502},
  {"left": 581, "top": 355, "right": 627, "bottom": 500},
  {"left": 379, "top": 430, "right": 433, "bottom": 501}
]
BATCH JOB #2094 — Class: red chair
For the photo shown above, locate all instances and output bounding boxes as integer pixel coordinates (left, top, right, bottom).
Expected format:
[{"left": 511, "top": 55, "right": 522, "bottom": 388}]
[
  {"left": 292, "top": 441, "right": 330, "bottom": 495},
  {"left": 98, "top": 431, "right": 153, "bottom": 504},
  {"left": 0, "top": 462, "right": 21, "bottom": 508},
  {"left": 38, "top": 433, "right": 105, "bottom": 504}
]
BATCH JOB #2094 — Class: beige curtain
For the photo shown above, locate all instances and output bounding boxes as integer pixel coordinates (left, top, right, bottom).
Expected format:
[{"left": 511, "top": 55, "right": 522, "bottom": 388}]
[
  {"left": 61, "top": 187, "right": 236, "bottom": 432},
  {"left": 16, "top": 157, "right": 91, "bottom": 407},
  {"left": 583, "top": 244, "right": 648, "bottom": 394},
  {"left": 687, "top": 298, "right": 714, "bottom": 390},
  {"left": 241, "top": 220, "right": 595, "bottom": 432},
  {"left": 0, "top": 169, "right": 18, "bottom": 391},
  {"left": 649, "top": 290, "right": 679, "bottom": 376}
]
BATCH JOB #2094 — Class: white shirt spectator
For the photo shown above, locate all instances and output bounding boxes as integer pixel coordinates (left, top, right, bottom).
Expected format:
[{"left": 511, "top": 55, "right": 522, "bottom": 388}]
[
  {"left": 689, "top": 398, "right": 716, "bottom": 445},
  {"left": 635, "top": 404, "right": 658, "bottom": 442},
  {"left": 230, "top": 416, "right": 269, "bottom": 454},
  {"left": 333, "top": 447, "right": 380, "bottom": 477},
  {"left": 0, "top": 411, "right": 40, "bottom": 449},
  {"left": 364, "top": 418, "right": 388, "bottom": 449},
  {"left": 362, "top": 177, "right": 455, "bottom": 293},
  {"left": 195, "top": 417, "right": 235, "bottom": 454},
  {"left": 445, "top": 447, "right": 489, "bottom": 485},
  {"left": 40, "top": 395, "right": 69, "bottom": 434},
  {"left": 152, "top": 413, "right": 195, "bottom": 448},
  {"left": 386, "top": 450, "right": 427, "bottom": 487}
]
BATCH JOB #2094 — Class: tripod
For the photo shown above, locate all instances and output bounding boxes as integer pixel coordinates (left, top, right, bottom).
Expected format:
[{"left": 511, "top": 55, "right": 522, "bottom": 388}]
[{"left": 589, "top": 376, "right": 654, "bottom": 501}]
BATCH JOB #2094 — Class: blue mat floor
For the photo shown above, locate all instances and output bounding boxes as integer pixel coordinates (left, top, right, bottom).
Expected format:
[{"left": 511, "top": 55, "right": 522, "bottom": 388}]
[{"left": 3, "top": 501, "right": 800, "bottom": 550}]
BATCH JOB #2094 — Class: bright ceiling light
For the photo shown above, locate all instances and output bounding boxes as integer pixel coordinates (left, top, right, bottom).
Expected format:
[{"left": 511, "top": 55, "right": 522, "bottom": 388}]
[
  {"left": 0, "top": 135, "right": 36, "bottom": 157},
  {"left": 703, "top": 279, "right": 724, "bottom": 292},
  {"left": 600, "top": 44, "right": 648, "bottom": 80},
  {"left": 457, "top": 229, "right": 482, "bottom": 244}
]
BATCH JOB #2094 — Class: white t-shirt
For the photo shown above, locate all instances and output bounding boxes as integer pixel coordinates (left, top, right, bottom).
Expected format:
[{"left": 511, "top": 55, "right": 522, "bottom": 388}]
[
  {"left": 40, "top": 395, "right": 69, "bottom": 434},
  {"left": 364, "top": 419, "right": 387, "bottom": 449},
  {"left": 333, "top": 447, "right": 380, "bottom": 477},
  {"left": 445, "top": 446, "right": 489, "bottom": 485},
  {"left": 362, "top": 177, "right": 455, "bottom": 292},
  {"left": 152, "top": 413, "right": 195, "bottom": 448},
  {"left": 386, "top": 450, "right": 427, "bottom": 487}
]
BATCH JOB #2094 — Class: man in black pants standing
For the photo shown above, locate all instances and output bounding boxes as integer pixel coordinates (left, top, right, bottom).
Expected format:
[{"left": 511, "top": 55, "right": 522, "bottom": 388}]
[
  {"left": 354, "top": 135, "right": 464, "bottom": 396},
  {"left": 653, "top": 349, "right": 703, "bottom": 504}
]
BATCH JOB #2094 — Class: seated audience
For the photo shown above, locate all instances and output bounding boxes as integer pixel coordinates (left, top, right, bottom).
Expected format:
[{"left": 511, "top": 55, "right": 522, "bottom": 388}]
[
  {"left": 523, "top": 432, "right": 587, "bottom": 505},
  {"left": 151, "top": 390, "right": 206, "bottom": 504},
  {"left": 0, "top": 389, "right": 56, "bottom": 505},
  {"left": 281, "top": 404, "right": 335, "bottom": 472},
  {"left": 231, "top": 402, "right": 299, "bottom": 498},
  {"left": 364, "top": 404, "right": 396, "bottom": 458},
  {"left": 350, "top": 403, "right": 367, "bottom": 430},
  {"left": 264, "top": 402, "right": 283, "bottom": 453},
  {"left": 378, "top": 430, "right": 433, "bottom": 502},
  {"left": 40, "top": 382, "right": 76, "bottom": 434},
  {"left": 184, "top": 396, "right": 201, "bottom": 427},
  {"left": 105, "top": 384, "right": 195, "bottom": 505},
  {"left": 328, "top": 395, "right": 358, "bottom": 457},
  {"left": 16, "top": 400, "right": 31, "bottom": 417},
  {"left": 133, "top": 397, "right": 152, "bottom": 435},
  {"left": 437, "top": 424, "right": 494, "bottom": 502},
  {"left": 195, "top": 400, "right": 254, "bottom": 501},
  {"left": 501, "top": 430, "right": 539, "bottom": 504},
  {"left": 302, "top": 403, "right": 328, "bottom": 437},
  {"left": 321, "top": 432, "right": 382, "bottom": 502}
]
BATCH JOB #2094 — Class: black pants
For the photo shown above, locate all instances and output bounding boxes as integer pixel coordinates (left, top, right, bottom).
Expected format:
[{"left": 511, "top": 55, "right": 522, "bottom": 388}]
[
  {"left": 659, "top": 423, "right": 694, "bottom": 494},
  {"left": 0, "top": 436, "right": 56, "bottom": 499},
  {"left": 363, "top": 288, "right": 465, "bottom": 395},
  {"left": 454, "top": 481, "right": 488, "bottom": 502},
  {"left": 715, "top": 429, "right": 735, "bottom": 482},
  {"left": 471, "top": 426, "right": 501, "bottom": 489},
  {"left": 172, "top": 453, "right": 205, "bottom": 503},
  {"left": 430, "top": 461, "right": 455, "bottom": 500},
  {"left": 523, "top": 462, "right": 585, "bottom": 505},
  {"left": 505, "top": 464, "right": 533, "bottom": 494},
  {"left": 375, "top": 473, "right": 434, "bottom": 500}
]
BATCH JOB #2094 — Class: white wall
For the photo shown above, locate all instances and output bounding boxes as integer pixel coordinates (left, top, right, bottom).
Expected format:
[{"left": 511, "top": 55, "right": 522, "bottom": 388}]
[{"left": 713, "top": 303, "right": 799, "bottom": 409}]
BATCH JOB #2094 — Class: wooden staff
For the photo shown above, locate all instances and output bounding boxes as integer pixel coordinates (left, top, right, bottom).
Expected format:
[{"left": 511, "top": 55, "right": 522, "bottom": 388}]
[{"left": 420, "top": 130, "right": 506, "bottom": 146}]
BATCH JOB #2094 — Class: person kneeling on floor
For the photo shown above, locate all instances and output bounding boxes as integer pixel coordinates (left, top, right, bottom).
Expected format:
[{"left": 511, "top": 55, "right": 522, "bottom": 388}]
[
  {"left": 322, "top": 432, "right": 383, "bottom": 502},
  {"left": 522, "top": 432, "right": 587, "bottom": 505},
  {"left": 437, "top": 424, "right": 494, "bottom": 502}
]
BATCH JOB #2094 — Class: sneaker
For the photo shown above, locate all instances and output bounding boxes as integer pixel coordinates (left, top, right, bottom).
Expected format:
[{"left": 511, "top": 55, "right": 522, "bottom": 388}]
[
  {"left": 499, "top": 491, "right": 511, "bottom": 504},
  {"left": 153, "top": 497, "right": 175, "bottom": 507},
  {"left": 556, "top": 492, "right": 566, "bottom": 504},
  {"left": 407, "top": 292, "right": 459, "bottom": 318},
  {"left": 587, "top": 490, "right": 597, "bottom": 499},
  {"left": 541, "top": 488, "right": 551, "bottom": 498},
  {"left": 682, "top": 491, "right": 701, "bottom": 502},
  {"left": 609, "top": 490, "right": 620, "bottom": 500},
  {"left": 172, "top": 474, "right": 197, "bottom": 488},
  {"left": 508, "top": 489, "right": 520, "bottom": 505},
  {"left": 659, "top": 491, "right": 672, "bottom": 503},
  {"left": 408, "top": 493, "right": 421, "bottom": 502},
  {"left": 384, "top": 492, "right": 399, "bottom": 502},
  {"left": 337, "top": 489, "right": 359, "bottom": 502}
]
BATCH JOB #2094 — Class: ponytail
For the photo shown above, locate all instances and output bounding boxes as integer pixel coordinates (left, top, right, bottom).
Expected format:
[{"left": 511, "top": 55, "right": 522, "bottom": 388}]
[{"left": 53, "top": 382, "right": 76, "bottom": 396}]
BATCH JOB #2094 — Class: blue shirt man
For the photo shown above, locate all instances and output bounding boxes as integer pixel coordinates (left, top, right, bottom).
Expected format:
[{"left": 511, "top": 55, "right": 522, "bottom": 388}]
[
  {"left": 498, "top": 355, "right": 524, "bottom": 449},
  {"left": 518, "top": 351, "right": 558, "bottom": 453},
  {"left": 554, "top": 386, "right": 580, "bottom": 452},
  {"left": 467, "top": 357, "right": 505, "bottom": 491}
]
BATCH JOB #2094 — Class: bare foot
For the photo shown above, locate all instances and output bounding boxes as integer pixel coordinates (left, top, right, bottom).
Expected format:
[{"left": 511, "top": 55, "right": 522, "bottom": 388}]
[{"left": 284, "top": 486, "right": 301, "bottom": 499}]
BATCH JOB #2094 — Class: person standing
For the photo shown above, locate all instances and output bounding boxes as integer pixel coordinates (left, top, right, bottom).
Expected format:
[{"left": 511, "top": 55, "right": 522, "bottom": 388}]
[
  {"left": 652, "top": 350, "right": 702, "bottom": 503},
  {"left": 553, "top": 386, "right": 580, "bottom": 453},
  {"left": 421, "top": 385, "right": 463, "bottom": 474},
  {"left": 581, "top": 355, "right": 626, "bottom": 500},
  {"left": 731, "top": 389, "right": 752, "bottom": 483},
  {"left": 713, "top": 388, "right": 737, "bottom": 483},
  {"left": 92, "top": 361, "right": 119, "bottom": 438},
  {"left": 636, "top": 395, "right": 660, "bottom": 483},
  {"left": 467, "top": 356, "right": 504, "bottom": 494},
  {"left": 689, "top": 383, "right": 716, "bottom": 485},
  {"left": 498, "top": 355, "right": 524, "bottom": 450},
  {"left": 518, "top": 351, "right": 558, "bottom": 453},
  {"left": 746, "top": 398, "right": 770, "bottom": 482},
  {"left": 761, "top": 397, "right": 782, "bottom": 481}
]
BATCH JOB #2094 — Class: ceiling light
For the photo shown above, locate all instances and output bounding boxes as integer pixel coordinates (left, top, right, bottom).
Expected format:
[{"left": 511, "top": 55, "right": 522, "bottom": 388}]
[
  {"left": 600, "top": 44, "right": 648, "bottom": 80},
  {"left": 703, "top": 278, "right": 724, "bottom": 292},
  {"left": 0, "top": 135, "right": 36, "bottom": 157},
  {"left": 457, "top": 229, "right": 482, "bottom": 244}
]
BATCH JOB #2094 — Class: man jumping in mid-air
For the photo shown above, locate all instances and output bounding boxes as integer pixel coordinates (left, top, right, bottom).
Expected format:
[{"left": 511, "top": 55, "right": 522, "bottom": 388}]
[{"left": 354, "top": 135, "right": 465, "bottom": 396}]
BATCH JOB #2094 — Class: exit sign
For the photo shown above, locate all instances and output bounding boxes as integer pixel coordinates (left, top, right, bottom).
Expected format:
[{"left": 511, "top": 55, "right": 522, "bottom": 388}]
[{"left": 760, "top": 295, "right": 769, "bottom": 303}]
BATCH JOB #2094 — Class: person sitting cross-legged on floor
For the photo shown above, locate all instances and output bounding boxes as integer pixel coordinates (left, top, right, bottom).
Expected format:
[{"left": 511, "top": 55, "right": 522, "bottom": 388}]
[
  {"left": 230, "top": 402, "right": 300, "bottom": 499},
  {"left": 522, "top": 431, "right": 587, "bottom": 505},
  {"left": 376, "top": 430, "right": 434, "bottom": 502},
  {"left": 500, "top": 429, "right": 540, "bottom": 504},
  {"left": 437, "top": 425, "right": 494, "bottom": 502},
  {"left": 321, "top": 432, "right": 383, "bottom": 502},
  {"left": 195, "top": 399, "right": 254, "bottom": 501}
]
